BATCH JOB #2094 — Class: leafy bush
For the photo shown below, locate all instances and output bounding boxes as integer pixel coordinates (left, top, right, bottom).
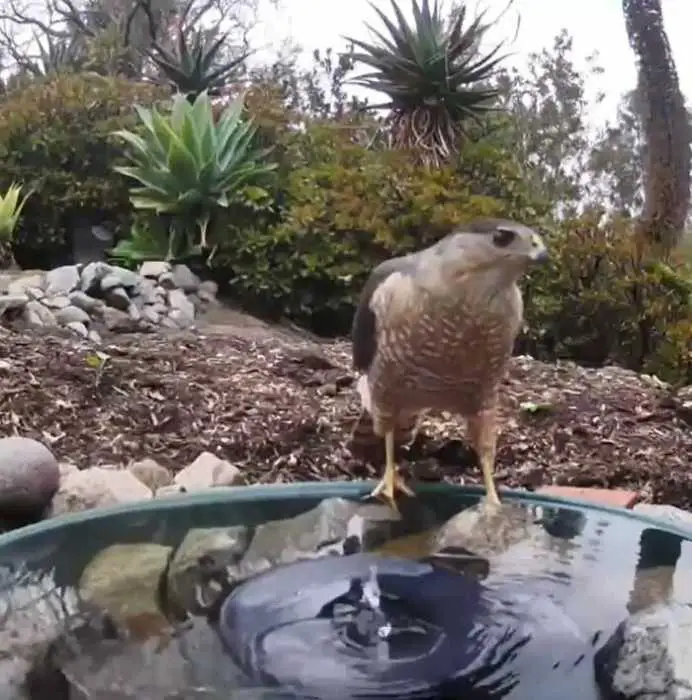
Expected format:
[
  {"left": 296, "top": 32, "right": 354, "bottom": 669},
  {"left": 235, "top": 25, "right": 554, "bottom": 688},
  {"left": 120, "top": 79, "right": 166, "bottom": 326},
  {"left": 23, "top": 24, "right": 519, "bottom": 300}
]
[
  {"left": 215, "top": 118, "right": 544, "bottom": 334},
  {"left": 520, "top": 216, "right": 692, "bottom": 385},
  {"left": 0, "top": 73, "right": 165, "bottom": 267}
]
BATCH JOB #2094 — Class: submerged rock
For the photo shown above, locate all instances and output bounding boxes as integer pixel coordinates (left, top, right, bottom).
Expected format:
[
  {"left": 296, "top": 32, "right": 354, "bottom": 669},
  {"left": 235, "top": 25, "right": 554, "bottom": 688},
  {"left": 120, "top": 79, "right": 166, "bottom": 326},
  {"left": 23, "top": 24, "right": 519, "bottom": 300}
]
[
  {"left": 56, "top": 618, "right": 244, "bottom": 700},
  {"left": 432, "top": 501, "right": 540, "bottom": 559},
  {"left": 166, "top": 497, "right": 426, "bottom": 615},
  {"left": 594, "top": 602, "right": 692, "bottom": 699},
  {"left": 167, "top": 526, "right": 250, "bottom": 614},
  {"left": 78, "top": 543, "right": 173, "bottom": 640},
  {"left": 231, "top": 497, "right": 418, "bottom": 583},
  {"left": 0, "top": 568, "right": 81, "bottom": 700}
]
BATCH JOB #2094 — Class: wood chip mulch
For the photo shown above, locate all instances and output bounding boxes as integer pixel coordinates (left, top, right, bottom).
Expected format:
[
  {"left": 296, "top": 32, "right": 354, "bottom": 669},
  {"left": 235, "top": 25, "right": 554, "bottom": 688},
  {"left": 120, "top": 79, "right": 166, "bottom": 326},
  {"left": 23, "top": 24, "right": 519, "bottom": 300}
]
[{"left": 0, "top": 324, "right": 690, "bottom": 508}]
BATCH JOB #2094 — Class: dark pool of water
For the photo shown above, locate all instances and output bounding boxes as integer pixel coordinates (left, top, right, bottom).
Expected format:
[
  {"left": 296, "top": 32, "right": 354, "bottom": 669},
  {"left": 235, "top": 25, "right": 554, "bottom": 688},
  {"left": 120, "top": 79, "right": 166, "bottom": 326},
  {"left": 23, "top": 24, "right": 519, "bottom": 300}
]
[{"left": 1, "top": 483, "right": 691, "bottom": 700}]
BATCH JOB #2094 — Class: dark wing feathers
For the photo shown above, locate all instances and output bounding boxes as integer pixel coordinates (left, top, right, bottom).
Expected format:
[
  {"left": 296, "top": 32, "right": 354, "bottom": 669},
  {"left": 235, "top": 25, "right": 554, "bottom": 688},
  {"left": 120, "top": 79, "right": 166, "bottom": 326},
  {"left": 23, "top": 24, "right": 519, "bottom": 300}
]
[{"left": 351, "top": 254, "right": 418, "bottom": 373}]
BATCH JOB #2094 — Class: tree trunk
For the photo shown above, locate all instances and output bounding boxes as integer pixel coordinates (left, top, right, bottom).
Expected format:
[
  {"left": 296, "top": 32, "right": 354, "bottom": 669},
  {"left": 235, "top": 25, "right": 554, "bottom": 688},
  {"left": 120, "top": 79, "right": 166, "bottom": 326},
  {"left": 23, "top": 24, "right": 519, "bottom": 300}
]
[{"left": 622, "top": 0, "right": 691, "bottom": 256}]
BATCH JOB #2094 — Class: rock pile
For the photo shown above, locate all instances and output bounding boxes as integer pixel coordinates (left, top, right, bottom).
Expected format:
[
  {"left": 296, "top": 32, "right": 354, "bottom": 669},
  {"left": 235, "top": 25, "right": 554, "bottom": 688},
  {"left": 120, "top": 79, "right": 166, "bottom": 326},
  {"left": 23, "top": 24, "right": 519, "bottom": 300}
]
[
  {"left": 0, "top": 435, "right": 243, "bottom": 526},
  {"left": 0, "top": 261, "right": 218, "bottom": 342}
]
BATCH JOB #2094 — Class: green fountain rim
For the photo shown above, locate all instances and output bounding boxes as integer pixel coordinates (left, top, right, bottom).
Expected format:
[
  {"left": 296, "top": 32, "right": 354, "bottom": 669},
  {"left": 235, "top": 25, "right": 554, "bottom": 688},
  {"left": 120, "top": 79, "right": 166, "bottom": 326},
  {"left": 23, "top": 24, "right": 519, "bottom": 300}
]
[{"left": 0, "top": 481, "right": 690, "bottom": 548}]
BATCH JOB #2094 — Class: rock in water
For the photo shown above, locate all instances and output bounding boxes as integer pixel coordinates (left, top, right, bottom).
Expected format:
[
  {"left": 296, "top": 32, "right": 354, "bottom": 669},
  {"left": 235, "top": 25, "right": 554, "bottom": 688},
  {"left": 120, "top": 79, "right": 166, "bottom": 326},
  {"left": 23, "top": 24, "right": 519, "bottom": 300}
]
[
  {"left": 0, "top": 437, "right": 59, "bottom": 517},
  {"left": 218, "top": 553, "right": 591, "bottom": 700},
  {"left": 594, "top": 602, "right": 692, "bottom": 699}
]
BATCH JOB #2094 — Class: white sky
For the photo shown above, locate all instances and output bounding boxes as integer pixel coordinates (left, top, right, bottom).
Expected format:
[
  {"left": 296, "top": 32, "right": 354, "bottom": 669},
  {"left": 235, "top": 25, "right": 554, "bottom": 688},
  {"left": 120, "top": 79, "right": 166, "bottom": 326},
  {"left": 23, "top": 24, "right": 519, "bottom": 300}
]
[{"left": 250, "top": 0, "right": 692, "bottom": 126}]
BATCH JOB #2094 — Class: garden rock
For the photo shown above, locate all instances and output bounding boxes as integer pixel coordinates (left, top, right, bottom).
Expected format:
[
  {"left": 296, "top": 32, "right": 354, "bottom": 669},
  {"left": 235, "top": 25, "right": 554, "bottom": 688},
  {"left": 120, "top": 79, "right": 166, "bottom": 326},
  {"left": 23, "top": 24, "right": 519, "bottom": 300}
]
[
  {"left": 171, "top": 264, "right": 201, "bottom": 292},
  {"left": 65, "top": 320, "right": 88, "bottom": 338},
  {"left": 24, "top": 300, "right": 56, "bottom": 326},
  {"left": 0, "top": 436, "right": 60, "bottom": 517},
  {"left": 173, "top": 452, "right": 243, "bottom": 490},
  {"left": 228, "top": 497, "right": 409, "bottom": 584},
  {"left": 0, "top": 261, "right": 219, "bottom": 341},
  {"left": 675, "top": 385, "right": 692, "bottom": 426},
  {"left": 101, "top": 306, "right": 140, "bottom": 332},
  {"left": 0, "top": 294, "right": 27, "bottom": 315},
  {"left": 42, "top": 295, "right": 70, "bottom": 310},
  {"left": 139, "top": 261, "right": 171, "bottom": 278},
  {"left": 104, "top": 286, "right": 131, "bottom": 311},
  {"left": 6, "top": 273, "right": 43, "bottom": 295},
  {"left": 433, "top": 501, "right": 541, "bottom": 561},
  {"left": 0, "top": 580, "right": 80, "bottom": 700},
  {"left": 44, "top": 265, "right": 80, "bottom": 296},
  {"left": 128, "top": 458, "right": 173, "bottom": 492},
  {"left": 80, "top": 261, "right": 110, "bottom": 294},
  {"left": 50, "top": 466, "right": 153, "bottom": 516},
  {"left": 54, "top": 305, "right": 90, "bottom": 325}
]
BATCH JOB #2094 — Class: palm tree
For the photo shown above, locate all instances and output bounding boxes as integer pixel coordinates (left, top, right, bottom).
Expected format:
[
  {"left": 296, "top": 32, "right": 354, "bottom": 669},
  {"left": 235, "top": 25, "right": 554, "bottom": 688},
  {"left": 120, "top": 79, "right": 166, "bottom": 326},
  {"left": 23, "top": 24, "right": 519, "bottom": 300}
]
[{"left": 345, "top": 0, "right": 507, "bottom": 168}]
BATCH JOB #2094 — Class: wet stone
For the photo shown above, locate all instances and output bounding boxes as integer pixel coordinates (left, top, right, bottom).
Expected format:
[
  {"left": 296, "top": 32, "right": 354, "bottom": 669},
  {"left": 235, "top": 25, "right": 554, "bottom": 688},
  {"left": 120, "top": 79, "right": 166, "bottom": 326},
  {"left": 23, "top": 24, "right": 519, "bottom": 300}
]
[
  {"left": 167, "top": 526, "right": 251, "bottom": 614},
  {"left": 594, "top": 601, "right": 692, "bottom": 699},
  {"left": 78, "top": 543, "right": 172, "bottom": 640},
  {"left": 0, "top": 568, "right": 81, "bottom": 700},
  {"left": 54, "top": 617, "right": 243, "bottom": 700},
  {"left": 432, "top": 501, "right": 541, "bottom": 560},
  {"left": 229, "top": 497, "right": 421, "bottom": 584}
]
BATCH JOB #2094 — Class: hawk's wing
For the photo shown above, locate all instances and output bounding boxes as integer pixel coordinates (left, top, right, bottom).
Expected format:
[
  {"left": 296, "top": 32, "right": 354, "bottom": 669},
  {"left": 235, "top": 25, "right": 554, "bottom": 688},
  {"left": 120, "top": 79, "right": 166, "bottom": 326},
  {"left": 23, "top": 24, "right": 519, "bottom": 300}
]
[
  {"left": 351, "top": 253, "right": 419, "bottom": 374},
  {"left": 349, "top": 253, "right": 422, "bottom": 455}
]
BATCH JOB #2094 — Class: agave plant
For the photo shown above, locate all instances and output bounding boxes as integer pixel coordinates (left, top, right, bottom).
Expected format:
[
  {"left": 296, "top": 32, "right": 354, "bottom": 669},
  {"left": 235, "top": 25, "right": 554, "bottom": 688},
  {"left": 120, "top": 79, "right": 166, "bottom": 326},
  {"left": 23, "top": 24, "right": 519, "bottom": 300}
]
[
  {"left": 345, "top": 0, "right": 507, "bottom": 167},
  {"left": 112, "top": 90, "right": 276, "bottom": 261},
  {"left": 0, "top": 183, "right": 33, "bottom": 238},
  {"left": 0, "top": 183, "right": 33, "bottom": 268},
  {"left": 150, "top": 25, "right": 249, "bottom": 101}
]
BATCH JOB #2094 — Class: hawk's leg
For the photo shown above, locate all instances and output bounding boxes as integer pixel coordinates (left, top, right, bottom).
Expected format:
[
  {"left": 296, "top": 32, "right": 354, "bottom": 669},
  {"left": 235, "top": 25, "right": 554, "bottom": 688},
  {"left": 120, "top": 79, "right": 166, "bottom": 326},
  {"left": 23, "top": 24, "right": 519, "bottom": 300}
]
[
  {"left": 368, "top": 430, "right": 414, "bottom": 511},
  {"left": 467, "top": 407, "right": 501, "bottom": 510}
]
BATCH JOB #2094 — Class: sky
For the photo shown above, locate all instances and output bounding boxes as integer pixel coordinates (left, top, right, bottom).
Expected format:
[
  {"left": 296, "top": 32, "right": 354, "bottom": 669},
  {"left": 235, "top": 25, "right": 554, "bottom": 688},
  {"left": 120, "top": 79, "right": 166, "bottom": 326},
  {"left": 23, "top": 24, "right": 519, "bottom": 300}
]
[{"left": 249, "top": 0, "right": 692, "bottom": 127}]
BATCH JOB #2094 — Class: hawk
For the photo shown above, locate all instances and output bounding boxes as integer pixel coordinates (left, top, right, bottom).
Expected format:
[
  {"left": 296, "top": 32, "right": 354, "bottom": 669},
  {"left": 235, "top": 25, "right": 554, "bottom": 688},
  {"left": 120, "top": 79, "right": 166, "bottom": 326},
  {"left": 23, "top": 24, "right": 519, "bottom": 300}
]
[{"left": 350, "top": 218, "right": 548, "bottom": 511}]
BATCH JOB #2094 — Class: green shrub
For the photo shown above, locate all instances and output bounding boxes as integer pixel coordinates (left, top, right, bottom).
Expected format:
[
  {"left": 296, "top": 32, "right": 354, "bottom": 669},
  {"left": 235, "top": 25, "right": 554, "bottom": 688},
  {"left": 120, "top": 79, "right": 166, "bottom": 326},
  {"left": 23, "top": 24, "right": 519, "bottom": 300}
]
[
  {"left": 213, "top": 118, "right": 544, "bottom": 334},
  {"left": 0, "top": 73, "right": 166, "bottom": 267},
  {"left": 521, "top": 216, "right": 692, "bottom": 385}
]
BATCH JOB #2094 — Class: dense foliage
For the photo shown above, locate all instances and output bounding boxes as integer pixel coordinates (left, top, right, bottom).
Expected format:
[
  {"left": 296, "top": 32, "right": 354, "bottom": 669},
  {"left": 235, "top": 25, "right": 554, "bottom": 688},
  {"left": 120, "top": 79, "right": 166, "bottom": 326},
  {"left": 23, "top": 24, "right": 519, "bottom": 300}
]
[
  {"left": 0, "top": 73, "right": 165, "bottom": 267},
  {"left": 216, "top": 114, "right": 544, "bottom": 333},
  {"left": 522, "top": 218, "right": 692, "bottom": 385}
]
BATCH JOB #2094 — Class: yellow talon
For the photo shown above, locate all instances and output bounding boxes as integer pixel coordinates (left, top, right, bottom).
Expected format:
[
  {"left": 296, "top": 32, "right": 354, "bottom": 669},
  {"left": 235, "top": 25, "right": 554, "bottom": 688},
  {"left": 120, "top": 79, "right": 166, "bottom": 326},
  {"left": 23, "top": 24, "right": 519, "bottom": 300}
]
[{"left": 368, "top": 430, "right": 414, "bottom": 512}]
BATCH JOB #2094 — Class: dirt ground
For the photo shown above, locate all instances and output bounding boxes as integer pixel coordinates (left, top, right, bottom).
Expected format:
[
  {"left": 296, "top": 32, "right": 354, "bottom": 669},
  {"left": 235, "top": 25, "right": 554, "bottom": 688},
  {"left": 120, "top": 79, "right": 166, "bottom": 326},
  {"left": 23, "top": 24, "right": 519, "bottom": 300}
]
[{"left": 0, "top": 310, "right": 691, "bottom": 508}]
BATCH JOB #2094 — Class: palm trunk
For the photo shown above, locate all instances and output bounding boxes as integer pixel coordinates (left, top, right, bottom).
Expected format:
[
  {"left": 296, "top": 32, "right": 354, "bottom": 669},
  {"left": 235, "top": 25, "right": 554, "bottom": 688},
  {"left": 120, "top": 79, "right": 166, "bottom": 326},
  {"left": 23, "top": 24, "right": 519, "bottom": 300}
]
[{"left": 622, "top": 0, "right": 691, "bottom": 257}]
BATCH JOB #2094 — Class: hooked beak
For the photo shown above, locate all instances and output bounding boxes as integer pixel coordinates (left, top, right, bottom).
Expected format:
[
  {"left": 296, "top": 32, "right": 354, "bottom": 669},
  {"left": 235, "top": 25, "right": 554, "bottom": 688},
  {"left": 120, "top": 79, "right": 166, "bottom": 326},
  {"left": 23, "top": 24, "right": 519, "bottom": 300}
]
[
  {"left": 530, "top": 246, "right": 549, "bottom": 264},
  {"left": 528, "top": 234, "right": 549, "bottom": 264}
]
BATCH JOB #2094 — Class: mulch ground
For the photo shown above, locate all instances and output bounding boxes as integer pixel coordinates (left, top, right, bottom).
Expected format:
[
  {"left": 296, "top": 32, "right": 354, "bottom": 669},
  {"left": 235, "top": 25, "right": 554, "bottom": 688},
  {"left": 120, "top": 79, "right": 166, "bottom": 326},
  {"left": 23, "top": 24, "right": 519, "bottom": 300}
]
[{"left": 0, "top": 322, "right": 691, "bottom": 508}]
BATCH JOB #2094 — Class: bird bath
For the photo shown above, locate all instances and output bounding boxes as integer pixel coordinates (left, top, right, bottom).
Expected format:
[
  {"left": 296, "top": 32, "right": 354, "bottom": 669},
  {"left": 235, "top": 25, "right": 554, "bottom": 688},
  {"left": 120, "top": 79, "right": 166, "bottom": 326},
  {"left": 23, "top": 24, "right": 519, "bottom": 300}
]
[{"left": 1, "top": 482, "right": 692, "bottom": 700}]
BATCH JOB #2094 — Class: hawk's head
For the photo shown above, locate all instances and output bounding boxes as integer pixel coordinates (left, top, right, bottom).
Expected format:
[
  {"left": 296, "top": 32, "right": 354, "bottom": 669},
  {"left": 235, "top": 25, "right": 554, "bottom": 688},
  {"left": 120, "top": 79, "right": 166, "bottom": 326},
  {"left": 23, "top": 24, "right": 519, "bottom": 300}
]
[{"left": 432, "top": 218, "right": 549, "bottom": 283}]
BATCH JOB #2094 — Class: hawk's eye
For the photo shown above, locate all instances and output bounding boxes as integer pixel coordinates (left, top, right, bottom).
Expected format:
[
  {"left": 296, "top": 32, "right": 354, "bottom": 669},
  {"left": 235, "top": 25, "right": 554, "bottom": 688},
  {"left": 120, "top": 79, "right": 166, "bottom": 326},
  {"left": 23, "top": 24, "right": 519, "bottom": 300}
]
[{"left": 493, "top": 227, "right": 516, "bottom": 248}]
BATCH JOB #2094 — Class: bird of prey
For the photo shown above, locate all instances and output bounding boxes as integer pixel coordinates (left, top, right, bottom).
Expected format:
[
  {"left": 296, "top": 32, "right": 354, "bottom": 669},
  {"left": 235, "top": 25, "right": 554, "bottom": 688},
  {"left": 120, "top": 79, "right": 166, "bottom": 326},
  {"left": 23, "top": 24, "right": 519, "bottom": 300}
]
[{"left": 350, "top": 218, "right": 548, "bottom": 512}]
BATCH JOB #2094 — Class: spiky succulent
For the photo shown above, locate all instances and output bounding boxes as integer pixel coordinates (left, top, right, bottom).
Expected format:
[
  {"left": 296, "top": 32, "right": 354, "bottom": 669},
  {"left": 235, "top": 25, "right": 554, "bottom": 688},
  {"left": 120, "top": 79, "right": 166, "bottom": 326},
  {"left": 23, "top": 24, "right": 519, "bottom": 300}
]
[
  {"left": 112, "top": 91, "right": 276, "bottom": 260},
  {"left": 345, "top": 0, "right": 506, "bottom": 167},
  {"left": 150, "top": 27, "right": 248, "bottom": 101}
]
